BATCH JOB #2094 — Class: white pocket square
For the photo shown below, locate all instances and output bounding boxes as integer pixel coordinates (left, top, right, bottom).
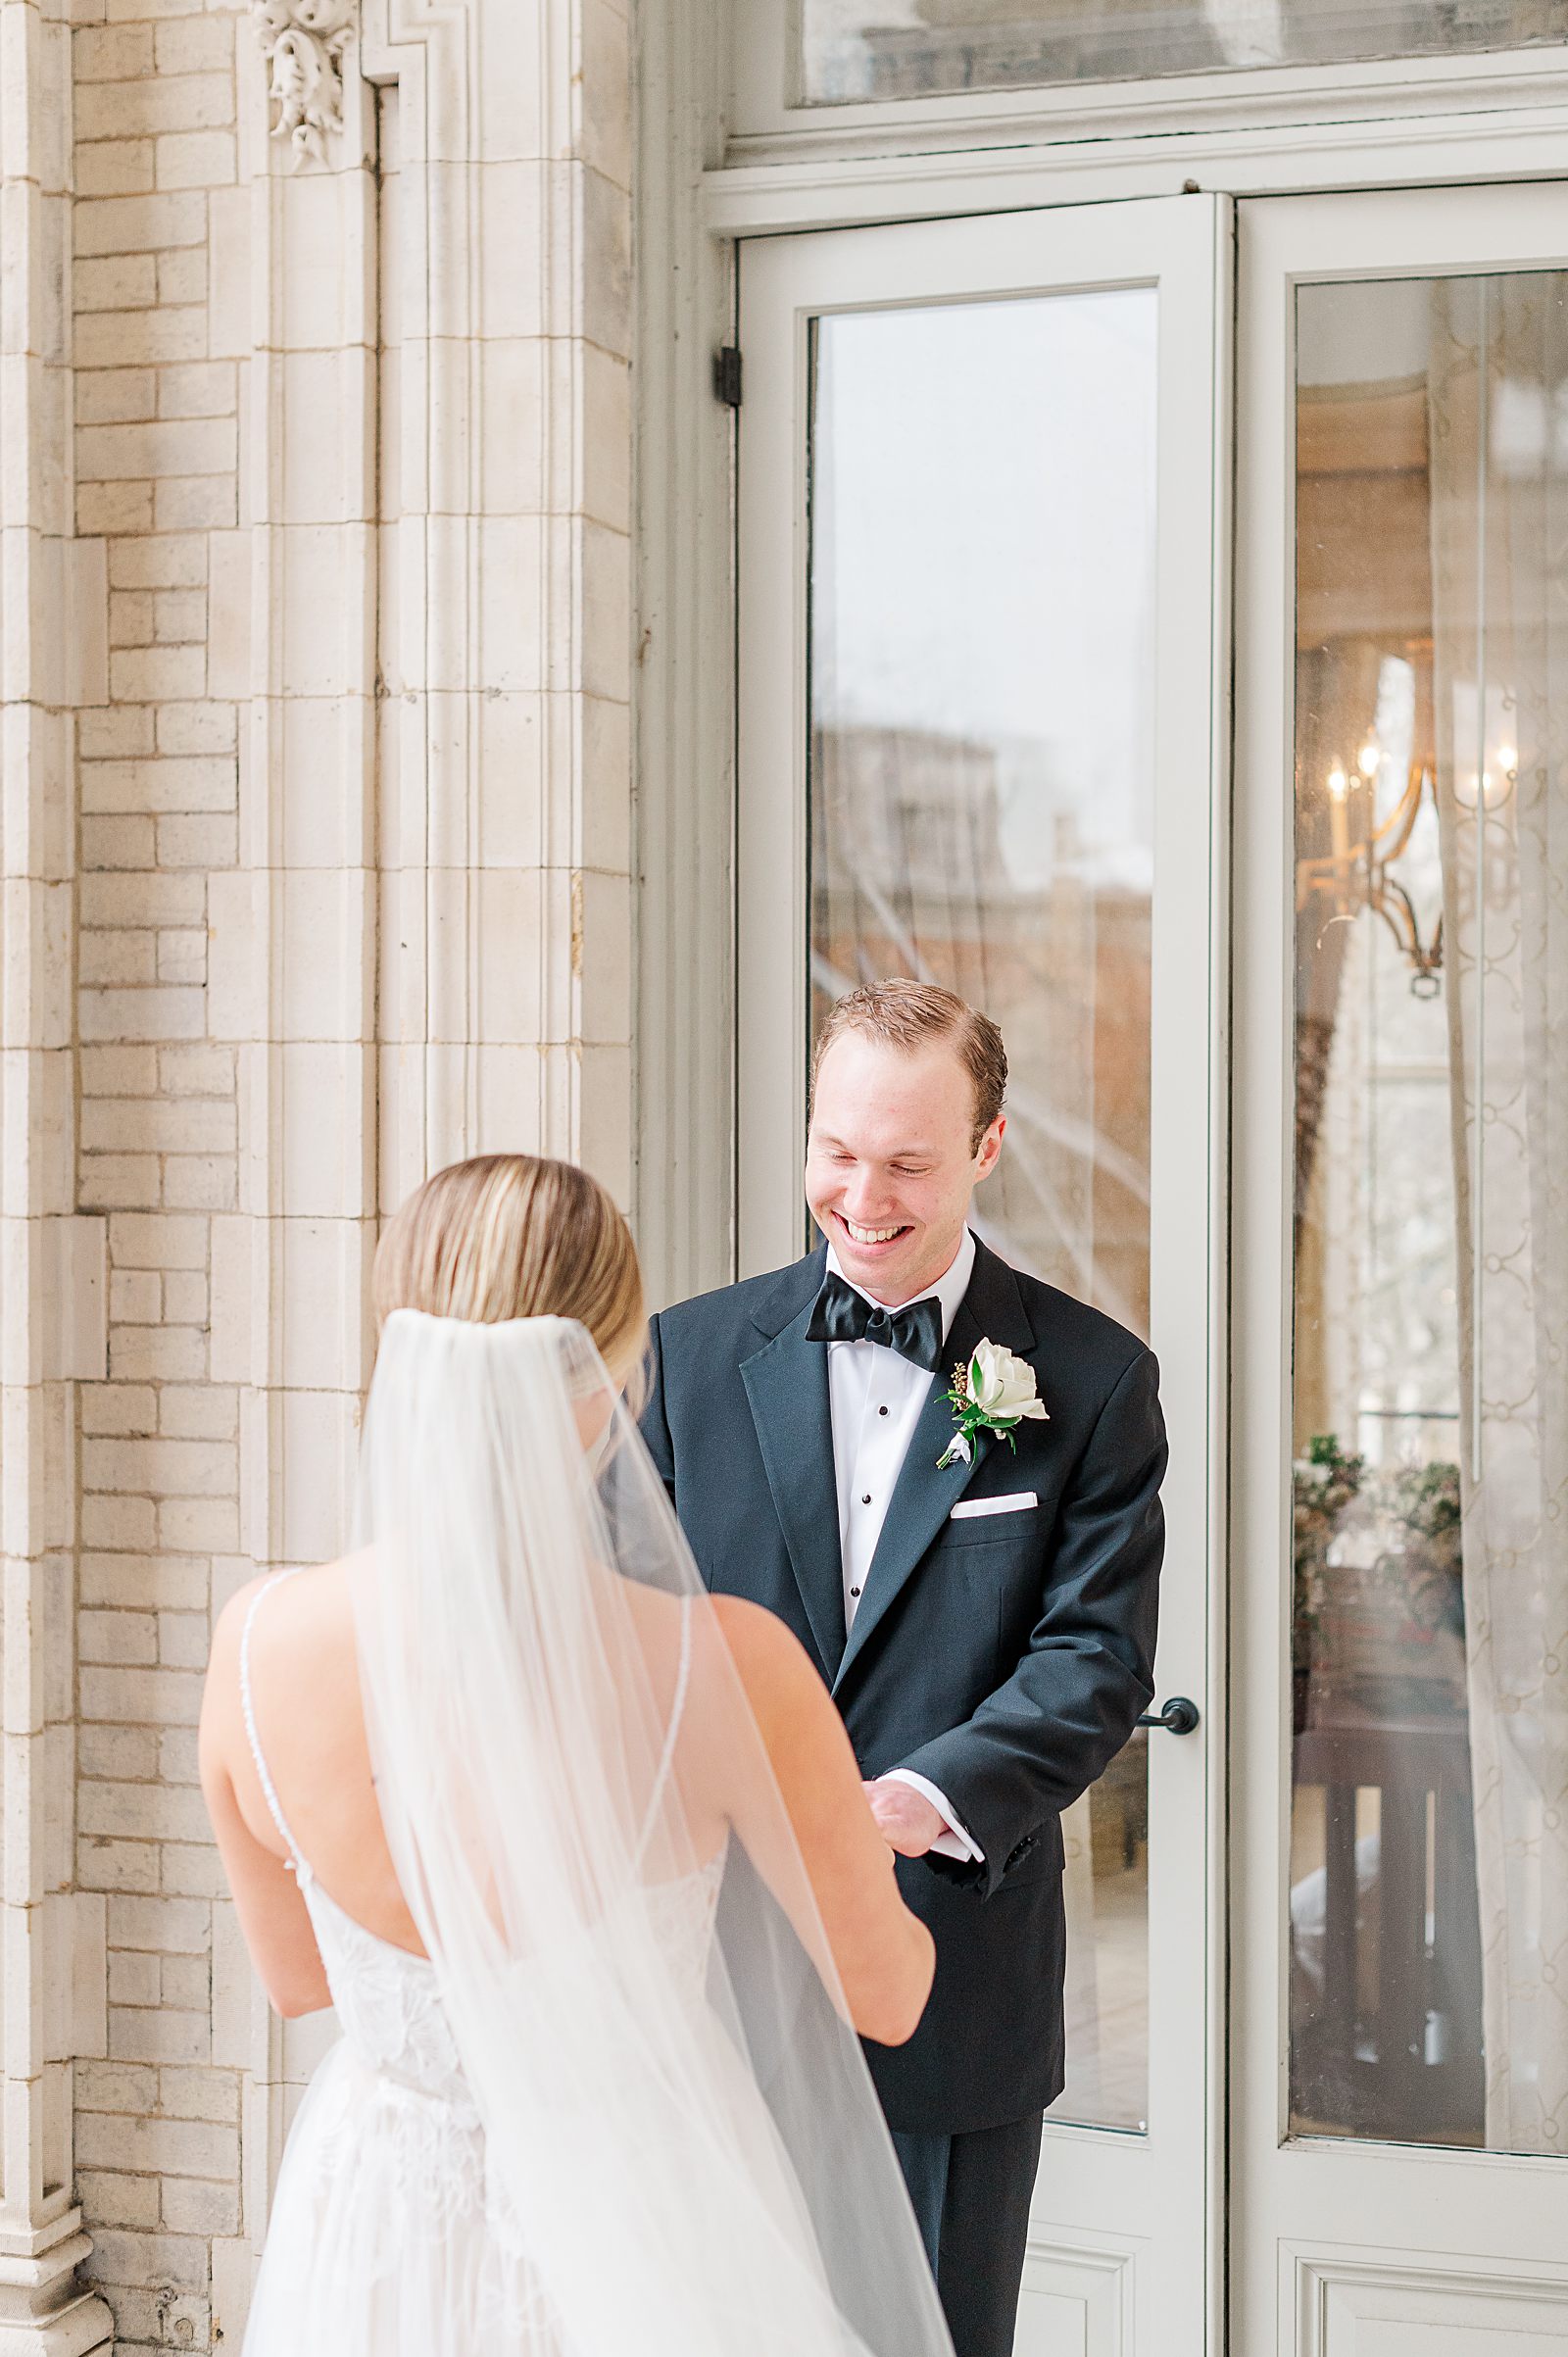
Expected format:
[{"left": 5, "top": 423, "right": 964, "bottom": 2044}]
[{"left": 949, "top": 1491, "right": 1038, "bottom": 1521}]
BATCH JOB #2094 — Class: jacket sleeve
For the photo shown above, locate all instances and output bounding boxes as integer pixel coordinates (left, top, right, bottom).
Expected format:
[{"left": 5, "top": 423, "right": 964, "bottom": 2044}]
[
  {"left": 638, "top": 1307, "right": 678, "bottom": 1509},
  {"left": 896, "top": 1347, "right": 1166, "bottom": 1899}
]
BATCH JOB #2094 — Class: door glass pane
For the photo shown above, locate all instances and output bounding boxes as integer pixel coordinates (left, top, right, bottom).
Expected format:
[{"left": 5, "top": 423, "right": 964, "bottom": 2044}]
[
  {"left": 1290, "top": 270, "right": 1568, "bottom": 2157},
  {"left": 803, "top": 0, "right": 1568, "bottom": 109},
  {"left": 808, "top": 291, "right": 1157, "bottom": 2132}
]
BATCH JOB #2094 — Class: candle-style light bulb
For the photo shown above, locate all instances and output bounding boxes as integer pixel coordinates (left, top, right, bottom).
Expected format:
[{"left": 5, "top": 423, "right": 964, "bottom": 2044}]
[
  {"left": 1325, "top": 762, "right": 1353, "bottom": 908},
  {"left": 1357, "top": 741, "right": 1380, "bottom": 778}
]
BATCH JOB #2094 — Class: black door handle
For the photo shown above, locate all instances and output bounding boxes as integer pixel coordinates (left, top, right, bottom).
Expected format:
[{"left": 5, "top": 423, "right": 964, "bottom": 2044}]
[{"left": 1137, "top": 1695, "right": 1200, "bottom": 1735}]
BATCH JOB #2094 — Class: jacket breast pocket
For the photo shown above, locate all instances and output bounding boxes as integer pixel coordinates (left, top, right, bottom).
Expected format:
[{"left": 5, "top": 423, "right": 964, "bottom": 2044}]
[{"left": 941, "top": 1505, "right": 1041, "bottom": 1549}]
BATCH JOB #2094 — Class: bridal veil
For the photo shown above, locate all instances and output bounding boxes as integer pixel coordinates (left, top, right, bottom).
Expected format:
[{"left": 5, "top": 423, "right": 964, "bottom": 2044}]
[{"left": 351, "top": 1307, "right": 956, "bottom": 2357}]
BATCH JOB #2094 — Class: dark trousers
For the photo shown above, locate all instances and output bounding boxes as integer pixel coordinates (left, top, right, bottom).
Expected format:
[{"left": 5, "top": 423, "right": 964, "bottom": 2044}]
[{"left": 890, "top": 2113, "right": 1044, "bottom": 2357}]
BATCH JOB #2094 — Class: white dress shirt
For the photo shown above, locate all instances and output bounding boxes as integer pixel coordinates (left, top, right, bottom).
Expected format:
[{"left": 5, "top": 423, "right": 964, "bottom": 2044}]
[{"left": 823, "top": 1228, "right": 984, "bottom": 1865}]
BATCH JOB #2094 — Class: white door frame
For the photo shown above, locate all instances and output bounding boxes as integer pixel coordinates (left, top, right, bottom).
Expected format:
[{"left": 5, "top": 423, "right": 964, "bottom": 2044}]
[
  {"left": 630, "top": 35, "right": 1568, "bottom": 2357},
  {"left": 632, "top": 6, "right": 1568, "bottom": 1318},
  {"left": 1230, "top": 182, "right": 1568, "bottom": 2357},
  {"left": 736, "top": 196, "right": 1232, "bottom": 2357}
]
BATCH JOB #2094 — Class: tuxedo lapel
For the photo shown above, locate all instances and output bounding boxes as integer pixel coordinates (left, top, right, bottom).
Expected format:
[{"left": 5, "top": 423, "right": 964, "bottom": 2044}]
[
  {"left": 740, "top": 1257, "right": 847, "bottom": 1678},
  {"left": 833, "top": 1239, "right": 1035, "bottom": 1696}
]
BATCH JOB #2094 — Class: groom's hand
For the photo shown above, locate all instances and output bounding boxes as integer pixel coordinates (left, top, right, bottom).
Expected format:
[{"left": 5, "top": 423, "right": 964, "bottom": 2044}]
[{"left": 862, "top": 1778, "right": 945, "bottom": 1857}]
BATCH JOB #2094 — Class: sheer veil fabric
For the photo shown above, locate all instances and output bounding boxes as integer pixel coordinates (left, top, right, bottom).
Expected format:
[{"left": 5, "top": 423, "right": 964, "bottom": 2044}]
[{"left": 348, "top": 1308, "right": 954, "bottom": 2357}]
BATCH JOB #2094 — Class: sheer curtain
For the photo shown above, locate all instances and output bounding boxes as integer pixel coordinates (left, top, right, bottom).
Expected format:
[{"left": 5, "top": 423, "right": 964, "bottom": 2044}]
[{"left": 1429, "top": 274, "right": 1568, "bottom": 2154}]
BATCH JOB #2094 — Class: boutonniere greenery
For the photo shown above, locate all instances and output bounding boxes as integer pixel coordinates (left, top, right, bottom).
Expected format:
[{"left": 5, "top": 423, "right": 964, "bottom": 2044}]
[{"left": 937, "top": 1339, "right": 1049, "bottom": 1470}]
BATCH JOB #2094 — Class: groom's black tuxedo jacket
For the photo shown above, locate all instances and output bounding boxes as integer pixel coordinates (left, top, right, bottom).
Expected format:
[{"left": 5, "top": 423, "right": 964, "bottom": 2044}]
[{"left": 642, "top": 1234, "right": 1166, "bottom": 2136}]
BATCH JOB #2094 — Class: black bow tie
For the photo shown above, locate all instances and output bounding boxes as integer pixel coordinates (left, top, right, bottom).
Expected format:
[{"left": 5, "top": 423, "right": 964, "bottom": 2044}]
[{"left": 805, "top": 1272, "right": 946, "bottom": 1375}]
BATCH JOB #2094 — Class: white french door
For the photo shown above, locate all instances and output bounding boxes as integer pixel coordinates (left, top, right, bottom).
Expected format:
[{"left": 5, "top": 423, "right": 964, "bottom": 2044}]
[
  {"left": 737, "top": 199, "right": 1230, "bottom": 2357},
  {"left": 1231, "top": 183, "right": 1568, "bottom": 2356}
]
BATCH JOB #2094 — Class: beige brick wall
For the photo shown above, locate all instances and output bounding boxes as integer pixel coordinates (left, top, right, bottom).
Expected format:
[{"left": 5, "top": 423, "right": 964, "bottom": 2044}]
[{"left": 71, "top": 7, "right": 248, "bottom": 2341}]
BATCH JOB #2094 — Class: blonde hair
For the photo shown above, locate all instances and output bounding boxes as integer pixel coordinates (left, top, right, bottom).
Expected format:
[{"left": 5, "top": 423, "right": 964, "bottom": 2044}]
[
  {"left": 812, "top": 979, "right": 1007, "bottom": 1154},
  {"left": 373, "top": 1155, "right": 647, "bottom": 1401}
]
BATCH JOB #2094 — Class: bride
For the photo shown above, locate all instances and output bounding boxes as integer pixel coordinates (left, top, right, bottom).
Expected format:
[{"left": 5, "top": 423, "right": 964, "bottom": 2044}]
[{"left": 199, "top": 1153, "right": 955, "bottom": 2357}]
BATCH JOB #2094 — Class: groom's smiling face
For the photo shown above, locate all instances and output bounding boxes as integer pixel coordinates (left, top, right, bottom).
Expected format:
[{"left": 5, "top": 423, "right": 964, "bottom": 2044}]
[{"left": 806, "top": 1031, "right": 1004, "bottom": 1305}]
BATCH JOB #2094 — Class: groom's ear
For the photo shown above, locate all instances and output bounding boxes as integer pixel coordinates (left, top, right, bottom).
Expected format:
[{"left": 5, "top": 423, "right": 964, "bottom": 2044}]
[{"left": 974, "top": 1114, "right": 1005, "bottom": 1183}]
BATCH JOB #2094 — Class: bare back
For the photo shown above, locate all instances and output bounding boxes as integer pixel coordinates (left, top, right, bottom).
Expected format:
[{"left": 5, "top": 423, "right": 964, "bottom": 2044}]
[
  {"left": 202, "top": 1557, "right": 930, "bottom": 2042},
  {"left": 205, "top": 1558, "right": 716, "bottom": 1962}
]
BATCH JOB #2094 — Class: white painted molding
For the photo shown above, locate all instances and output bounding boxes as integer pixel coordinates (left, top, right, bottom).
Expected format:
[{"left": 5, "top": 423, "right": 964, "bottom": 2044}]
[
  {"left": 704, "top": 94, "right": 1568, "bottom": 234},
  {"left": 1018, "top": 2229, "right": 1135, "bottom": 2356},
  {"left": 709, "top": 33, "right": 1568, "bottom": 236},
  {"left": 1291, "top": 2244, "right": 1568, "bottom": 2353},
  {"left": 251, "top": 0, "right": 360, "bottom": 166}
]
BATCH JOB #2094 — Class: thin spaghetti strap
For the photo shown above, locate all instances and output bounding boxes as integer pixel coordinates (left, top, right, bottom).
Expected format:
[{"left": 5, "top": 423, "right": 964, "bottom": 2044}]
[
  {"left": 239, "top": 1571, "right": 311, "bottom": 1883},
  {"left": 635, "top": 1597, "right": 695, "bottom": 1863}
]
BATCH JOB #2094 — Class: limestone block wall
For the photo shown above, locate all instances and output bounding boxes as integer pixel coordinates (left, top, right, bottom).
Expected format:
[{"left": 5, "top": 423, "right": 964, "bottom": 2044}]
[
  {"left": 69, "top": 8, "right": 252, "bottom": 2341},
  {"left": 0, "top": 1, "right": 635, "bottom": 2350}
]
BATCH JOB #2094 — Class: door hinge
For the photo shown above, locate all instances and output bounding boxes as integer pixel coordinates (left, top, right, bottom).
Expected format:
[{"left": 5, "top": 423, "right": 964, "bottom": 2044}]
[{"left": 714, "top": 346, "right": 743, "bottom": 409}]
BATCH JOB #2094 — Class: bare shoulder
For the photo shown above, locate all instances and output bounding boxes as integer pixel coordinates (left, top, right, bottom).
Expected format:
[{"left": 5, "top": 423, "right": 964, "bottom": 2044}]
[
  {"left": 211, "top": 1558, "right": 355, "bottom": 1652},
  {"left": 708, "top": 1591, "right": 804, "bottom": 1664},
  {"left": 204, "top": 1574, "right": 274, "bottom": 1712},
  {"left": 200, "top": 1575, "right": 272, "bottom": 1781},
  {"left": 706, "top": 1596, "right": 825, "bottom": 1729},
  {"left": 209, "top": 1571, "right": 273, "bottom": 1657},
  {"left": 615, "top": 1577, "right": 685, "bottom": 1638},
  {"left": 206, "top": 1561, "right": 361, "bottom": 1731},
  {"left": 613, "top": 1579, "right": 801, "bottom": 1673},
  {"left": 202, "top": 1559, "right": 365, "bottom": 1808}
]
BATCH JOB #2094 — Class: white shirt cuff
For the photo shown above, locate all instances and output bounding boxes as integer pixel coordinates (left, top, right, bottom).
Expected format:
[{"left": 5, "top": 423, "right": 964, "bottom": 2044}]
[{"left": 883, "top": 1771, "right": 985, "bottom": 1863}]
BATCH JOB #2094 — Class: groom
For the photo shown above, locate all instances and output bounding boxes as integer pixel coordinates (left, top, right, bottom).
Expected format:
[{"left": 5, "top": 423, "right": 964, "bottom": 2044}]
[{"left": 642, "top": 979, "right": 1166, "bottom": 2357}]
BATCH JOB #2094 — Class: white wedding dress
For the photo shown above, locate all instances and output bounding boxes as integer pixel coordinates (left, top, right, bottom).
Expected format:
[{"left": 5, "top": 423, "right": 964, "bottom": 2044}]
[
  {"left": 239, "top": 1570, "right": 723, "bottom": 2357},
  {"left": 231, "top": 1309, "right": 954, "bottom": 2357}
]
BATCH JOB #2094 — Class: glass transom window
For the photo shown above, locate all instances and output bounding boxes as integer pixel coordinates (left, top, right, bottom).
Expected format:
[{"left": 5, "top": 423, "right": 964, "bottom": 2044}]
[{"left": 801, "top": 1, "right": 1568, "bottom": 110}]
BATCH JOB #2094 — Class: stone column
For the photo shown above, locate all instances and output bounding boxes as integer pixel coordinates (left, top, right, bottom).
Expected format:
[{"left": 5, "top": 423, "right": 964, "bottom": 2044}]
[
  {"left": 367, "top": 0, "right": 635, "bottom": 1211},
  {"left": 0, "top": 1, "right": 112, "bottom": 2350},
  {"left": 206, "top": 16, "right": 380, "bottom": 2325}
]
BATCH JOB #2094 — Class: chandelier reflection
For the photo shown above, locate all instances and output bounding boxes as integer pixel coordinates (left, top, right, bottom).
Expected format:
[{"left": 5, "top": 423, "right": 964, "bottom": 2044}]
[{"left": 1296, "top": 728, "right": 1516, "bottom": 1000}]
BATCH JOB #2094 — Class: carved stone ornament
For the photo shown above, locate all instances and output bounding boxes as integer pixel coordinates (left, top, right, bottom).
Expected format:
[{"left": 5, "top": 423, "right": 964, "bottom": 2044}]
[{"left": 252, "top": 0, "right": 358, "bottom": 167}]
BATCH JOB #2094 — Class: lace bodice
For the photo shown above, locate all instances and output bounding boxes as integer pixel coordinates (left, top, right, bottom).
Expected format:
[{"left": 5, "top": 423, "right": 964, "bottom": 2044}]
[{"left": 239, "top": 1572, "right": 723, "bottom": 2111}]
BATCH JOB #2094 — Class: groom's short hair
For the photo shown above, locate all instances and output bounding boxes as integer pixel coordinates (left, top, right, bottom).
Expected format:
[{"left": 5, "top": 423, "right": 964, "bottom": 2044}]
[{"left": 812, "top": 980, "right": 1007, "bottom": 1154}]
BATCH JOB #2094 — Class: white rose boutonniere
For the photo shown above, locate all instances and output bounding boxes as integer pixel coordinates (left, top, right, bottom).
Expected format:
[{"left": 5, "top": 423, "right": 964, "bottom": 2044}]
[{"left": 937, "top": 1338, "right": 1049, "bottom": 1470}]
